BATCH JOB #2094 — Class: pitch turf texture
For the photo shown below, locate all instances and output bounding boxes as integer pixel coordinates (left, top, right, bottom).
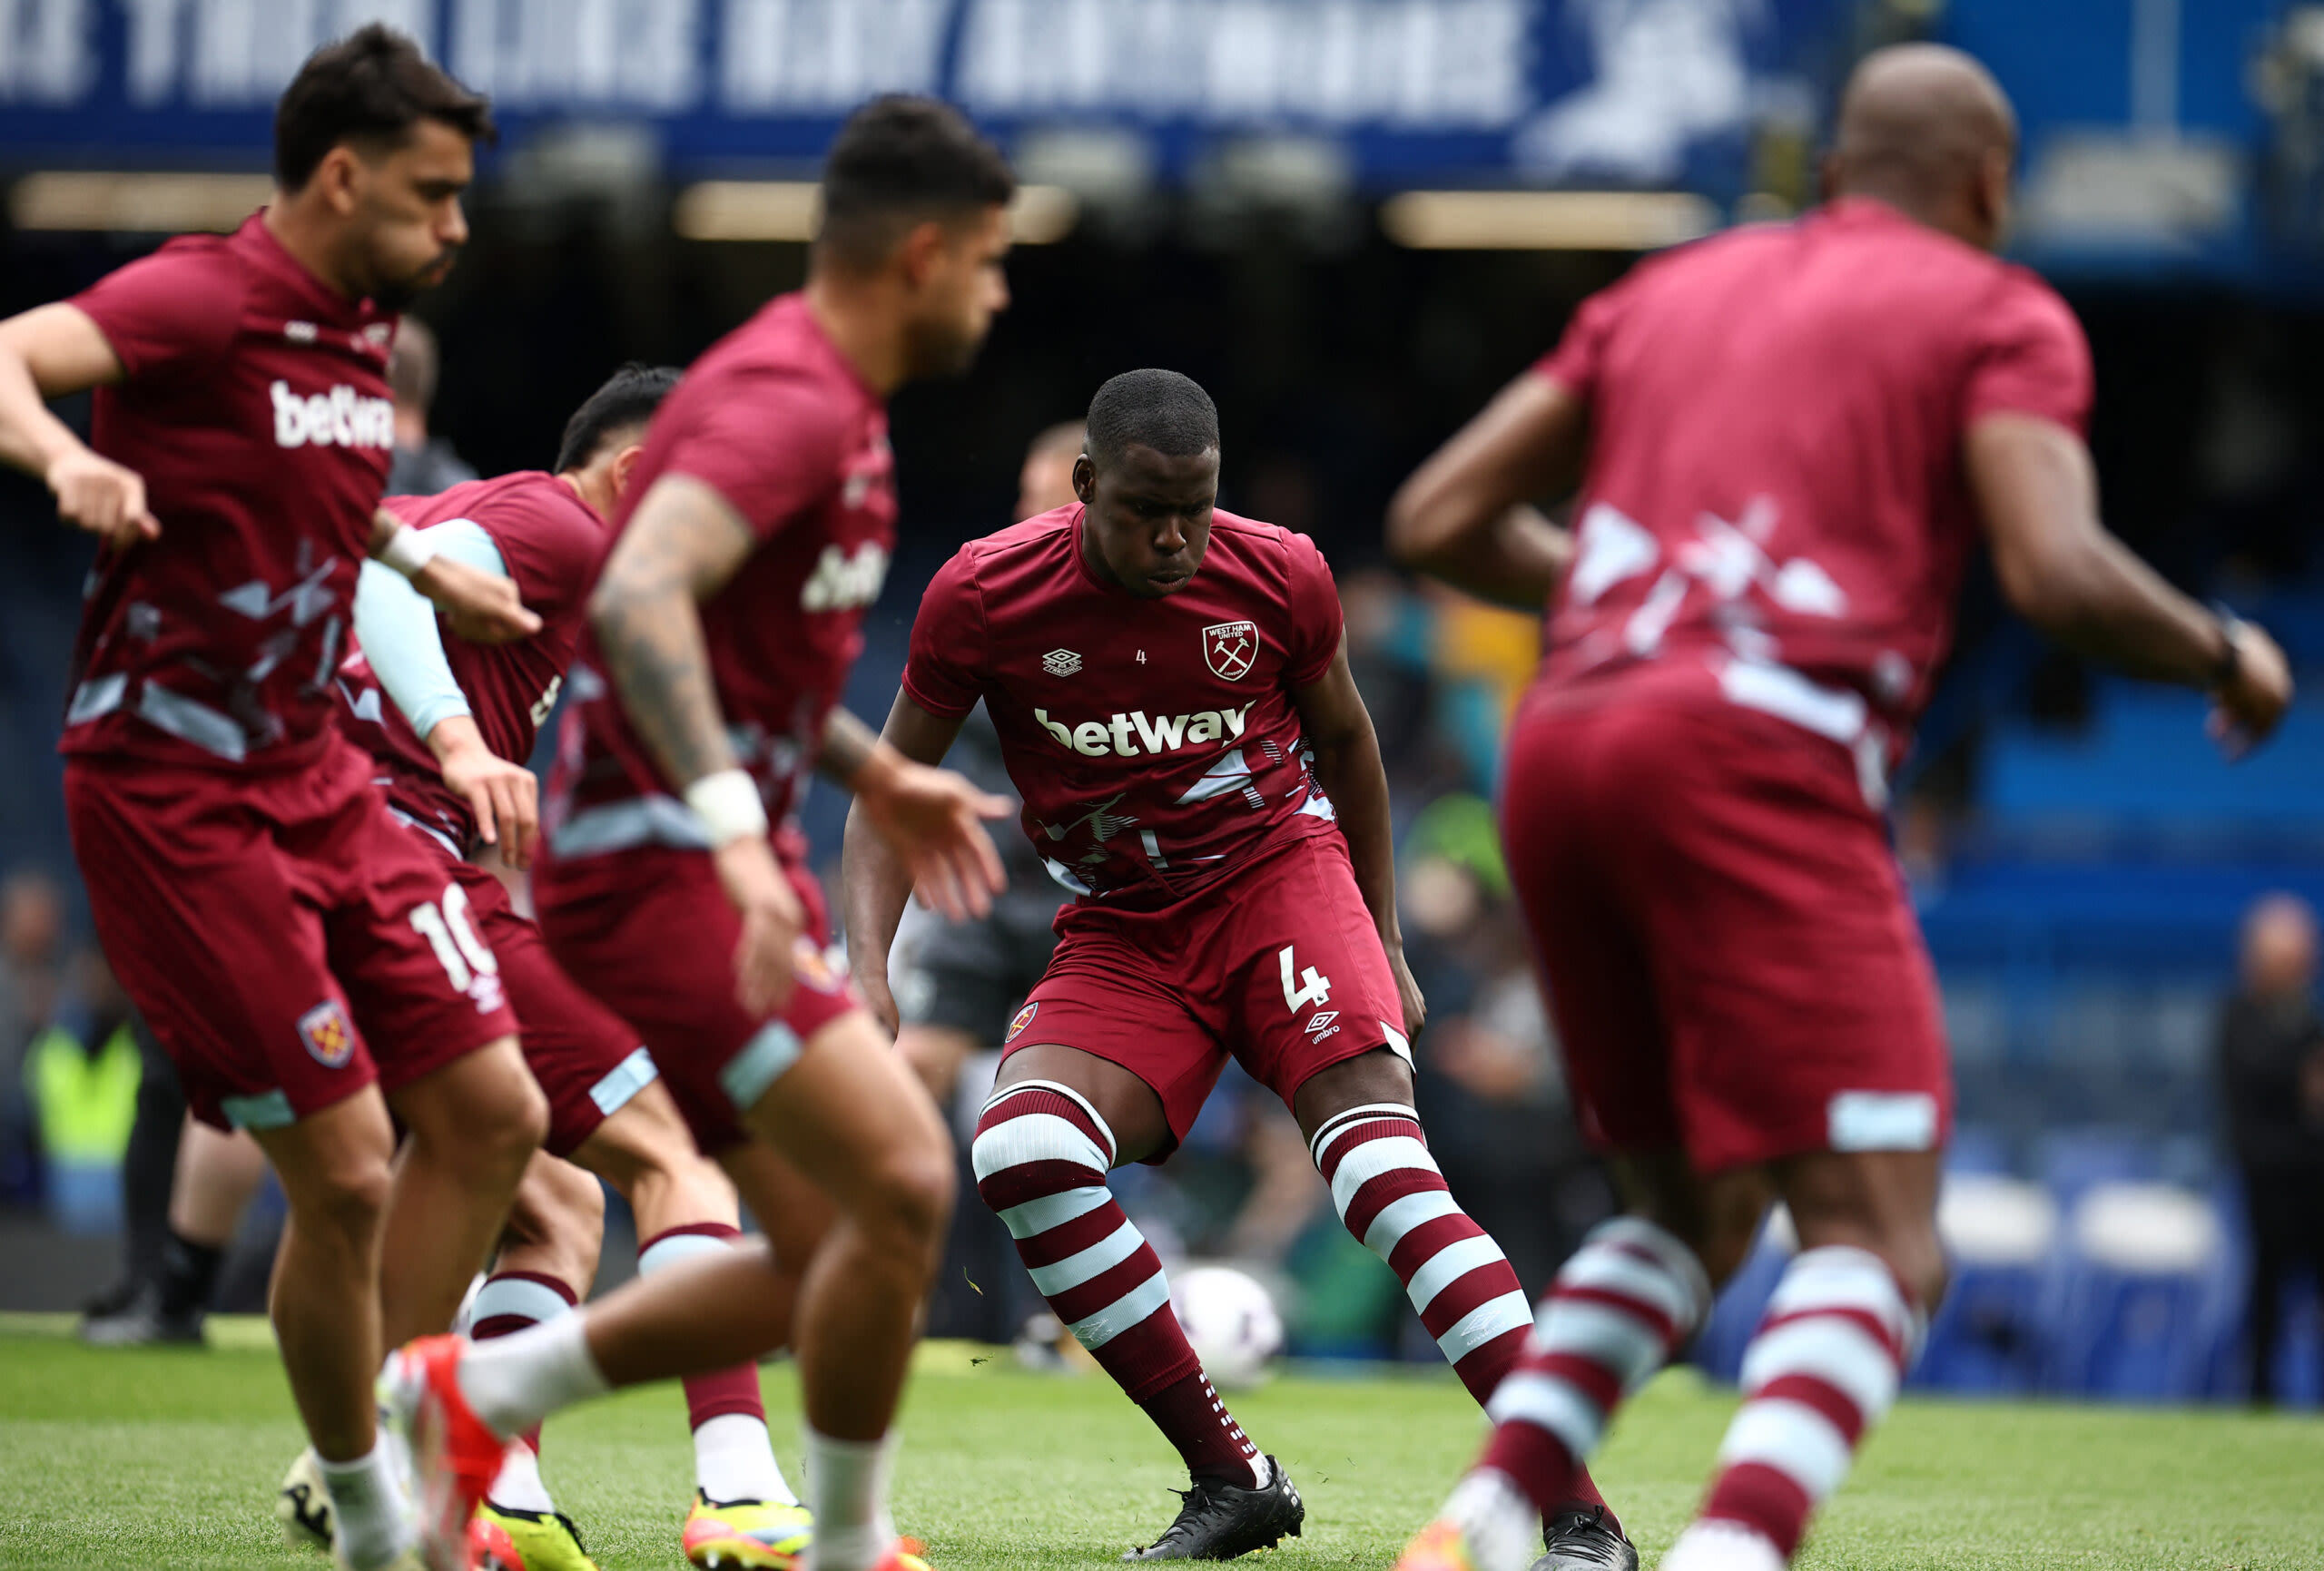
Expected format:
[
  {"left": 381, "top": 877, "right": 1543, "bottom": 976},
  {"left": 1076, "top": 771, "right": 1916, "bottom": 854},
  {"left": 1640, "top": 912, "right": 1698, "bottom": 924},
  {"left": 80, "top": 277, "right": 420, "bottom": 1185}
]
[{"left": 0, "top": 1320, "right": 2317, "bottom": 1569}]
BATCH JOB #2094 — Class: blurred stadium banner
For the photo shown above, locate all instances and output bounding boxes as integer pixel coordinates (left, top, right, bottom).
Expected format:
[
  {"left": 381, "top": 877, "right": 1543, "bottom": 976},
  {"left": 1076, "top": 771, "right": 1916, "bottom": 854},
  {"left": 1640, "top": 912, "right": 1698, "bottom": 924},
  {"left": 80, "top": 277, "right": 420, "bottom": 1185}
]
[
  {"left": 2, "top": 1, "right": 2320, "bottom": 274},
  {"left": 0, "top": 0, "right": 1842, "bottom": 192}
]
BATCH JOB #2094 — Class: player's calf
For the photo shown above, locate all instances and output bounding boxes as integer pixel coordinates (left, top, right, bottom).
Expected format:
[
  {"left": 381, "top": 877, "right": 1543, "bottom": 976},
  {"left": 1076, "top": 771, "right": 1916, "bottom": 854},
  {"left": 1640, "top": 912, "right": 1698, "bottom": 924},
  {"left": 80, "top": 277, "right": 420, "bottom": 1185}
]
[
  {"left": 1660, "top": 1150, "right": 1938, "bottom": 1569},
  {"left": 467, "top": 1156, "right": 603, "bottom": 1525},
  {"left": 1662, "top": 1247, "right": 1922, "bottom": 1571},
  {"left": 497, "top": 1151, "right": 608, "bottom": 1294},
  {"left": 970, "top": 1079, "right": 1307, "bottom": 1560},
  {"left": 254, "top": 1095, "right": 419, "bottom": 1571},
  {"left": 737, "top": 1011, "right": 952, "bottom": 1571},
  {"left": 381, "top": 1037, "right": 550, "bottom": 1346},
  {"left": 971, "top": 1081, "right": 1262, "bottom": 1484},
  {"left": 1302, "top": 1071, "right": 1637, "bottom": 1565},
  {"left": 1304, "top": 1097, "right": 1532, "bottom": 1402},
  {"left": 1396, "top": 1218, "right": 1709, "bottom": 1571}
]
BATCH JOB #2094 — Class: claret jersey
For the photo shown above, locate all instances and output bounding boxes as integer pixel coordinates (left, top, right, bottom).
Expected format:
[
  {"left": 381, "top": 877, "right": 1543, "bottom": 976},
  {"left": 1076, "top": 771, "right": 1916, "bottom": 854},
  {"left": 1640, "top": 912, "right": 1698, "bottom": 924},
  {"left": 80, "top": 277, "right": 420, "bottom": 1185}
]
[
  {"left": 337, "top": 471, "right": 609, "bottom": 849},
  {"left": 548, "top": 293, "right": 896, "bottom": 854},
  {"left": 60, "top": 214, "right": 399, "bottom": 770},
  {"left": 903, "top": 505, "right": 1344, "bottom": 906},
  {"left": 1531, "top": 197, "right": 2093, "bottom": 767}
]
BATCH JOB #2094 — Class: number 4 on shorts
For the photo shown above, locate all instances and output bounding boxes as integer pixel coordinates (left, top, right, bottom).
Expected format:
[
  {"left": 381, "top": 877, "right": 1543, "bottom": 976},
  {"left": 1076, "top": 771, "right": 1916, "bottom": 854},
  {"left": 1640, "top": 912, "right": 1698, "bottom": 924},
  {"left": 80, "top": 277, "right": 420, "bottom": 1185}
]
[{"left": 1279, "top": 944, "right": 1332, "bottom": 1013}]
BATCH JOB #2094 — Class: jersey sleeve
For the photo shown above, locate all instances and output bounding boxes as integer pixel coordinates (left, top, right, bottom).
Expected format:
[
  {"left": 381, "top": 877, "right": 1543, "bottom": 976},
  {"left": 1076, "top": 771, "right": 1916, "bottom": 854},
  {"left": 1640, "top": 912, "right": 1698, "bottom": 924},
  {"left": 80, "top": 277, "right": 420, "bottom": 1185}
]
[
  {"left": 471, "top": 485, "right": 605, "bottom": 626},
  {"left": 656, "top": 367, "right": 849, "bottom": 542},
  {"left": 901, "top": 549, "right": 988, "bottom": 719},
  {"left": 1961, "top": 272, "right": 2093, "bottom": 436},
  {"left": 1282, "top": 531, "right": 1344, "bottom": 688},
  {"left": 68, "top": 241, "right": 242, "bottom": 382},
  {"left": 1530, "top": 280, "right": 1626, "bottom": 402}
]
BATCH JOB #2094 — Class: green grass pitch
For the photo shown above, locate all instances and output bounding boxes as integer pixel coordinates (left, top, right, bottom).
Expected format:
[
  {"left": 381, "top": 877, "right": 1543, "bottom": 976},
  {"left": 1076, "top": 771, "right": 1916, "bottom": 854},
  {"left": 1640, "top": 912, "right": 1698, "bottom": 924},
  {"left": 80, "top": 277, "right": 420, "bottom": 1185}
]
[{"left": 0, "top": 1318, "right": 2318, "bottom": 1568}]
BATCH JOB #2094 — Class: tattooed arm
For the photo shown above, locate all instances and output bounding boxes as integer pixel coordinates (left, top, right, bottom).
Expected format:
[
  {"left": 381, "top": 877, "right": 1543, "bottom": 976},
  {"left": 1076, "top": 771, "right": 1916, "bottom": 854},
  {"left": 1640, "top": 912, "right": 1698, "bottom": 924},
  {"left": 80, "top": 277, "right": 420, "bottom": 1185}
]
[
  {"left": 590, "top": 473, "right": 803, "bottom": 1013},
  {"left": 588, "top": 473, "right": 756, "bottom": 790}
]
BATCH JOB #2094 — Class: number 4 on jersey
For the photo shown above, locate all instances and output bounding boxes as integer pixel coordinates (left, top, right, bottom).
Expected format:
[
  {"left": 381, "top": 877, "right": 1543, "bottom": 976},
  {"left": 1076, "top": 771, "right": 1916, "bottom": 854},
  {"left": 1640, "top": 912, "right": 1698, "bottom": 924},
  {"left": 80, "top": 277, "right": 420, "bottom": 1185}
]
[{"left": 1279, "top": 944, "right": 1332, "bottom": 1013}]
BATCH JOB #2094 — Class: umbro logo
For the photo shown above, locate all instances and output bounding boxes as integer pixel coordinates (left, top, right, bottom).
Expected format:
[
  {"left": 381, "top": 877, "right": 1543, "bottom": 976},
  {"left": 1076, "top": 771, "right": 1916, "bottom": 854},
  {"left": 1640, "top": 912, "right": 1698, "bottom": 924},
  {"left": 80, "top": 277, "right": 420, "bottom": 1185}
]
[
  {"left": 1042, "top": 649, "right": 1082, "bottom": 677},
  {"left": 1304, "top": 1010, "right": 1339, "bottom": 1038}
]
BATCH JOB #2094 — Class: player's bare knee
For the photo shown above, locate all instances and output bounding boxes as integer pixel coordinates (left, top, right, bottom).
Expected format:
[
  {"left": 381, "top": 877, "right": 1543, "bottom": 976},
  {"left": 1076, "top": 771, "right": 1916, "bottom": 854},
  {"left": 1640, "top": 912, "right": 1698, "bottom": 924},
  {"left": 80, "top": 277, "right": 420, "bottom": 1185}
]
[
  {"left": 1290, "top": 1045, "right": 1416, "bottom": 1140},
  {"left": 858, "top": 1142, "right": 955, "bottom": 1253},
  {"left": 400, "top": 1045, "right": 548, "bottom": 1175},
  {"left": 507, "top": 1077, "right": 552, "bottom": 1156},
  {"left": 299, "top": 1152, "right": 393, "bottom": 1244},
  {"left": 464, "top": 1052, "right": 550, "bottom": 1169}
]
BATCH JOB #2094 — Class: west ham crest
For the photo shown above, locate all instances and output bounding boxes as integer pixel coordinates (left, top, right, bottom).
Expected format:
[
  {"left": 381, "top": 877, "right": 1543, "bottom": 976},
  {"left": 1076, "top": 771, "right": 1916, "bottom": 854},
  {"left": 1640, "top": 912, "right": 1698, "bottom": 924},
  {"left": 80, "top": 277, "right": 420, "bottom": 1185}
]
[
  {"left": 298, "top": 1000, "right": 355, "bottom": 1069},
  {"left": 1203, "top": 621, "right": 1258, "bottom": 682}
]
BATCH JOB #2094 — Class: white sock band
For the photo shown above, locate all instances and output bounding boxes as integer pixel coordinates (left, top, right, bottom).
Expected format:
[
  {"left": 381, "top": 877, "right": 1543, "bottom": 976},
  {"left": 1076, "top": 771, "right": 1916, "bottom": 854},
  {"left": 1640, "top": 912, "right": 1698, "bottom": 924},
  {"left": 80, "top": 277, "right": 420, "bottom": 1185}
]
[
  {"left": 487, "top": 1441, "right": 556, "bottom": 1516},
  {"left": 319, "top": 1442, "right": 414, "bottom": 1571},
  {"left": 457, "top": 1311, "right": 611, "bottom": 1439},
  {"left": 804, "top": 1427, "right": 898, "bottom": 1571},
  {"left": 696, "top": 1413, "right": 794, "bottom": 1506},
  {"left": 1659, "top": 1520, "right": 1786, "bottom": 1571},
  {"left": 638, "top": 1230, "right": 732, "bottom": 1276}
]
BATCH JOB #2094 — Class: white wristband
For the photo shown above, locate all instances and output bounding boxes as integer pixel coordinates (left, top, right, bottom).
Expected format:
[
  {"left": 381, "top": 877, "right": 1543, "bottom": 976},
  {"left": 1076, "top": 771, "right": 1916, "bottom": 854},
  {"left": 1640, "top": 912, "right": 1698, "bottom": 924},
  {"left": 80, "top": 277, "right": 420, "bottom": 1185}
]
[
  {"left": 379, "top": 523, "right": 440, "bottom": 580},
  {"left": 685, "top": 769, "right": 769, "bottom": 848}
]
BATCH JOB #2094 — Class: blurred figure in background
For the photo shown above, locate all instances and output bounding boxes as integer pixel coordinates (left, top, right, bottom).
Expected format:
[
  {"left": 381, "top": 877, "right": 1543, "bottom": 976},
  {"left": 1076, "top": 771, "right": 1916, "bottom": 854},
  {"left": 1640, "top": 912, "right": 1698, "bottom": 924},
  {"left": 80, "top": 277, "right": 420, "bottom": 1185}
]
[
  {"left": 78, "top": 1013, "right": 189, "bottom": 1338},
  {"left": 386, "top": 315, "right": 478, "bottom": 496},
  {"left": 0, "top": 869, "right": 66, "bottom": 1201},
  {"left": 22, "top": 946, "right": 140, "bottom": 1235},
  {"left": 2218, "top": 891, "right": 2324, "bottom": 1403},
  {"left": 86, "top": 1114, "right": 266, "bottom": 1345}
]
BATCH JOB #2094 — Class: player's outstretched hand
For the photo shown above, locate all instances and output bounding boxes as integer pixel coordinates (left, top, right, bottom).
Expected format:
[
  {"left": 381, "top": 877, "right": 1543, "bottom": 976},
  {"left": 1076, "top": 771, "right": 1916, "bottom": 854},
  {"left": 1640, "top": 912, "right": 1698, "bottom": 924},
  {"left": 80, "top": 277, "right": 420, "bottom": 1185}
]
[
  {"left": 1386, "top": 943, "right": 1427, "bottom": 1039},
  {"left": 715, "top": 833, "right": 805, "bottom": 1016},
  {"left": 2209, "top": 619, "right": 2292, "bottom": 761},
  {"left": 432, "top": 721, "right": 539, "bottom": 870},
  {"left": 414, "top": 555, "right": 543, "bottom": 644},
  {"left": 858, "top": 759, "right": 1012, "bottom": 922},
  {"left": 46, "top": 447, "right": 160, "bottom": 546}
]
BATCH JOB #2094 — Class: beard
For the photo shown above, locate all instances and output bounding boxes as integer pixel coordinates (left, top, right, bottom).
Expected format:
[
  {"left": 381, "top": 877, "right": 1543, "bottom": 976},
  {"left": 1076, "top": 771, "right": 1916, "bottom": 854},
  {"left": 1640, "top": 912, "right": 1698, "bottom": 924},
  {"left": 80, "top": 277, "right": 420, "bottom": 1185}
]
[
  {"left": 905, "top": 314, "right": 987, "bottom": 381},
  {"left": 369, "top": 244, "right": 460, "bottom": 313}
]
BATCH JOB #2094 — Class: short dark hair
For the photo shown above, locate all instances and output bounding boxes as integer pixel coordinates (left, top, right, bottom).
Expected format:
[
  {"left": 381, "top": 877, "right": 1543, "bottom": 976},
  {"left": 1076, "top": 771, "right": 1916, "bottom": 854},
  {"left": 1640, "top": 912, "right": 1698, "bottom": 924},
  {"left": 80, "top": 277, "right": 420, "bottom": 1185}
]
[
  {"left": 817, "top": 95, "right": 1015, "bottom": 272},
  {"left": 1085, "top": 369, "right": 1220, "bottom": 472},
  {"left": 275, "top": 25, "right": 496, "bottom": 192},
  {"left": 555, "top": 363, "right": 681, "bottom": 474}
]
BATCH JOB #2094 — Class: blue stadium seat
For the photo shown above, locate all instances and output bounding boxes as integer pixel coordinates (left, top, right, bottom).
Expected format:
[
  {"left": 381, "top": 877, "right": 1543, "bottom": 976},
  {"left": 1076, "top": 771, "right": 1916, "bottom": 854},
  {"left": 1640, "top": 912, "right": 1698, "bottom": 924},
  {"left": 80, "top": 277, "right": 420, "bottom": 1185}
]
[
  {"left": 2033, "top": 1126, "right": 2157, "bottom": 1211},
  {"left": 2041, "top": 1183, "right": 2225, "bottom": 1399},
  {"left": 1981, "top": 683, "right": 2324, "bottom": 838},
  {"left": 1915, "top": 1174, "right": 2057, "bottom": 1395}
]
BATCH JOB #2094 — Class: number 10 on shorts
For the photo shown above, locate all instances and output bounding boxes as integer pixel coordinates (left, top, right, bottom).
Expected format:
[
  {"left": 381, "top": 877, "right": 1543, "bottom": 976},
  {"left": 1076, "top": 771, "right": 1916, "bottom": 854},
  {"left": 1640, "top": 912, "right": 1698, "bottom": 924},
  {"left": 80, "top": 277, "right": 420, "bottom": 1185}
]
[
  {"left": 410, "top": 882, "right": 502, "bottom": 1006},
  {"left": 1279, "top": 945, "right": 1332, "bottom": 1013}
]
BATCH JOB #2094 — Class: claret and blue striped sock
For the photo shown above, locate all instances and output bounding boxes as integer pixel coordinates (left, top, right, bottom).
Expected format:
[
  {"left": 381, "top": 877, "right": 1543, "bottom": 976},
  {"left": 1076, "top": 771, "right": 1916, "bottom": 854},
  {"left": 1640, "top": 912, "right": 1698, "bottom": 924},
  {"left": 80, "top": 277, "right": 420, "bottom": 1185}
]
[{"left": 972, "top": 1081, "right": 1266, "bottom": 1488}]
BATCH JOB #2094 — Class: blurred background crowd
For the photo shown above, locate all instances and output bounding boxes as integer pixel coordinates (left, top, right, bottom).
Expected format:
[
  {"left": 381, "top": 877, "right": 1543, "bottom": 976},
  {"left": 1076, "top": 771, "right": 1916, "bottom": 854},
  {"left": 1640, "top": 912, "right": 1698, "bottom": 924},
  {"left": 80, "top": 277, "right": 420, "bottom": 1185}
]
[{"left": 3, "top": 0, "right": 2323, "bottom": 1407}]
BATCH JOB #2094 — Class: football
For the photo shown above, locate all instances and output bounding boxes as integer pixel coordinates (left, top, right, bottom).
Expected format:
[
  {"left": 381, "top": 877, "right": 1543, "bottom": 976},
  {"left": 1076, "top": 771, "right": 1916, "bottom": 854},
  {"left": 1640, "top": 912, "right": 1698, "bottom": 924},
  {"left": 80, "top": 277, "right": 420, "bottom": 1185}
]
[{"left": 1168, "top": 1265, "right": 1285, "bottom": 1390}]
